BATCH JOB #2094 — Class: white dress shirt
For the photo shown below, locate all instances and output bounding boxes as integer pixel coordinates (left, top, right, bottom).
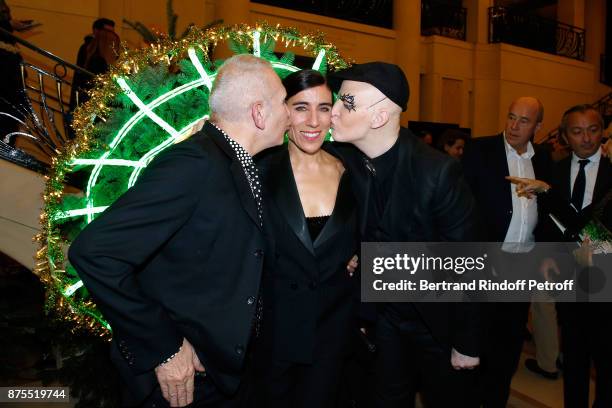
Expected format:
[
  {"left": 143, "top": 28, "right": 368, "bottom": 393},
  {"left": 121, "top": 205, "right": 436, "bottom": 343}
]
[
  {"left": 569, "top": 149, "right": 601, "bottom": 210},
  {"left": 502, "top": 134, "right": 538, "bottom": 253}
]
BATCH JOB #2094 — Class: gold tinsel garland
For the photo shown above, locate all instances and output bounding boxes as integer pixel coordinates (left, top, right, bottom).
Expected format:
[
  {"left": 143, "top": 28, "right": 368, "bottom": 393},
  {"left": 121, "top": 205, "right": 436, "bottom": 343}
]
[{"left": 34, "top": 22, "right": 350, "bottom": 338}]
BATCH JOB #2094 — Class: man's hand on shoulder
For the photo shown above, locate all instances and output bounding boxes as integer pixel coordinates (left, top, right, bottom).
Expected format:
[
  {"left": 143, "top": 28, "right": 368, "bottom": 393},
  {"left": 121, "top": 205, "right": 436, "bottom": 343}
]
[
  {"left": 155, "top": 338, "right": 205, "bottom": 407},
  {"left": 451, "top": 347, "right": 480, "bottom": 370}
]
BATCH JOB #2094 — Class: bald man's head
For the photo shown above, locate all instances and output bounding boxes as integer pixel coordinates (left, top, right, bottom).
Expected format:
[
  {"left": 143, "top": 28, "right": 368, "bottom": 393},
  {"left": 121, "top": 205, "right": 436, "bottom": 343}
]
[{"left": 504, "top": 96, "right": 543, "bottom": 154}]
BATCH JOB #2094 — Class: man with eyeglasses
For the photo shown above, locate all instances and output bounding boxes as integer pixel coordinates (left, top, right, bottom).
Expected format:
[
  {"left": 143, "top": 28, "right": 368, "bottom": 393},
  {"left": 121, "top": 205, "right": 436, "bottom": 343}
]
[{"left": 329, "top": 62, "right": 481, "bottom": 408}]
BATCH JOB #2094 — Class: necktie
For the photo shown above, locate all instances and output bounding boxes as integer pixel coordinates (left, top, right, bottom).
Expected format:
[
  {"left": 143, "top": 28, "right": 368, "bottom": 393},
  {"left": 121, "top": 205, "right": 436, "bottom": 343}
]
[{"left": 571, "top": 159, "right": 590, "bottom": 211}]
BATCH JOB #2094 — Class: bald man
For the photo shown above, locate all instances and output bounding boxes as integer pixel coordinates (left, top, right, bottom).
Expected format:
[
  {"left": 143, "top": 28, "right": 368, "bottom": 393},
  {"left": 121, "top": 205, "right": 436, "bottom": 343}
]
[
  {"left": 69, "top": 54, "right": 289, "bottom": 407},
  {"left": 329, "top": 63, "right": 481, "bottom": 408},
  {"left": 462, "top": 97, "right": 553, "bottom": 407}
]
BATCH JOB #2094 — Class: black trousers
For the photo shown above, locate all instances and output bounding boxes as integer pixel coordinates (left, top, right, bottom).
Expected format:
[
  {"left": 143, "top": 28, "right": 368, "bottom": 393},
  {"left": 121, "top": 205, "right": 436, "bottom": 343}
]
[
  {"left": 368, "top": 308, "right": 478, "bottom": 408},
  {"left": 479, "top": 302, "right": 530, "bottom": 408},
  {"left": 255, "top": 356, "right": 345, "bottom": 408},
  {"left": 559, "top": 302, "right": 612, "bottom": 408}
]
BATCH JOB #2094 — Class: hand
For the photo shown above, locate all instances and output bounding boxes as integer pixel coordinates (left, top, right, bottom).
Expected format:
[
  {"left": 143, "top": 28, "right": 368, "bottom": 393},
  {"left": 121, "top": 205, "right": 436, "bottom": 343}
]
[
  {"left": 573, "top": 236, "right": 594, "bottom": 267},
  {"left": 451, "top": 348, "right": 479, "bottom": 370},
  {"left": 601, "top": 139, "right": 612, "bottom": 163},
  {"left": 506, "top": 176, "right": 550, "bottom": 199},
  {"left": 539, "top": 257, "right": 560, "bottom": 282},
  {"left": 154, "top": 338, "right": 205, "bottom": 407},
  {"left": 346, "top": 254, "right": 359, "bottom": 277}
]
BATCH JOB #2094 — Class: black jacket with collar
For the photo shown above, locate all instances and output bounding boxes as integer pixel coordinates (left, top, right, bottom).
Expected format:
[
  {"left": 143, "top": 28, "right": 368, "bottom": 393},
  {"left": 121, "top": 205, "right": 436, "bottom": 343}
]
[
  {"left": 540, "top": 152, "right": 612, "bottom": 241},
  {"left": 335, "top": 127, "right": 481, "bottom": 357},
  {"left": 69, "top": 122, "right": 269, "bottom": 403},
  {"left": 255, "top": 143, "right": 360, "bottom": 364},
  {"left": 462, "top": 133, "right": 553, "bottom": 242}
]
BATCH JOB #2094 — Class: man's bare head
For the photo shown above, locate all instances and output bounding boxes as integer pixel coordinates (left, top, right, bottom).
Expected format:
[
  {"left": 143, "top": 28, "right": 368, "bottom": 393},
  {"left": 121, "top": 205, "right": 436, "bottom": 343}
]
[
  {"left": 504, "top": 96, "right": 544, "bottom": 154},
  {"left": 209, "top": 55, "right": 289, "bottom": 154},
  {"left": 210, "top": 55, "right": 277, "bottom": 123}
]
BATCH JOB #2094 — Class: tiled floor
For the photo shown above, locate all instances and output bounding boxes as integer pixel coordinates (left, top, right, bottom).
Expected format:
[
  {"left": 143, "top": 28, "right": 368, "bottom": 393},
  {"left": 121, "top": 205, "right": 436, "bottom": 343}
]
[{"left": 508, "top": 352, "right": 595, "bottom": 408}]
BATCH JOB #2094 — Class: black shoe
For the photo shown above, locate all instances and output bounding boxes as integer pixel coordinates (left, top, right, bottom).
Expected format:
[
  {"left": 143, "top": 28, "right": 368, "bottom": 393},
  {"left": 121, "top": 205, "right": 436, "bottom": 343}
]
[{"left": 525, "top": 358, "right": 559, "bottom": 380}]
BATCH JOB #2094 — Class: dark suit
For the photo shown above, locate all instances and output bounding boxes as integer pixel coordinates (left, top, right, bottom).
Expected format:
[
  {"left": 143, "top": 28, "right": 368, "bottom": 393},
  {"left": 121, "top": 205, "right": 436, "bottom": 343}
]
[
  {"left": 543, "top": 154, "right": 612, "bottom": 408},
  {"left": 69, "top": 122, "right": 268, "bottom": 406},
  {"left": 337, "top": 128, "right": 480, "bottom": 408},
  {"left": 462, "top": 133, "right": 552, "bottom": 408},
  {"left": 542, "top": 153, "right": 612, "bottom": 241},
  {"left": 254, "top": 144, "right": 359, "bottom": 408}
]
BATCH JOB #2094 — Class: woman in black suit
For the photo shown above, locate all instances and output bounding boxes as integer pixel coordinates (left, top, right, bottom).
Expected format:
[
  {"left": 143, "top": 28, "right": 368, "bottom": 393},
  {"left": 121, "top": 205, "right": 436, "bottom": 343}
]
[{"left": 255, "top": 69, "right": 360, "bottom": 408}]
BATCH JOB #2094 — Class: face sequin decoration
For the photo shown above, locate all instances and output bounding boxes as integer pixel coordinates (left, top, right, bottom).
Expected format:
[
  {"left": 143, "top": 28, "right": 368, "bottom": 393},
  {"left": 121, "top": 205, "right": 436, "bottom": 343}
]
[{"left": 339, "top": 93, "right": 357, "bottom": 112}]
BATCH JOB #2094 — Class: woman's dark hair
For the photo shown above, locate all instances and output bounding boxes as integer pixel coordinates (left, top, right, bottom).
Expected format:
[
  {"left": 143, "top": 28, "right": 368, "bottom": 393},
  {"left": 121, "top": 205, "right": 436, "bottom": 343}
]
[{"left": 282, "top": 69, "right": 330, "bottom": 100}]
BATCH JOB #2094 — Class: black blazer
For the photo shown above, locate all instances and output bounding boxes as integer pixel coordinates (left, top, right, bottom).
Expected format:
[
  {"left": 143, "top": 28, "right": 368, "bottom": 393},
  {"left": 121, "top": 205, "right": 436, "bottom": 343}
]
[
  {"left": 69, "top": 122, "right": 269, "bottom": 403},
  {"left": 541, "top": 154, "right": 612, "bottom": 241},
  {"left": 462, "top": 133, "right": 552, "bottom": 242},
  {"left": 256, "top": 143, "right": 359, "bottom": 364},
  {"left": 336, "top": 128, "right": 481, "bottom": 357}
]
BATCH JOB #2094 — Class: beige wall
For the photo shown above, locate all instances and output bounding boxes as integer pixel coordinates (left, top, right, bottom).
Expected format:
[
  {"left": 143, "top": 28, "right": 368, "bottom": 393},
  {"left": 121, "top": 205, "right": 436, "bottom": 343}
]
[{"left": 7, "top": 0, "right": 611, "bottom": 136}]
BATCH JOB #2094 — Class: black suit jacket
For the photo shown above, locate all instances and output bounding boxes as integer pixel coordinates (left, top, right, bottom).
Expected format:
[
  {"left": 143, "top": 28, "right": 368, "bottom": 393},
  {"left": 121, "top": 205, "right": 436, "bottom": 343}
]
[
  {"left": 256, "top": 143, "right": 359, "bottom": 364},
  {"left": 336, "top": 128, "right": 481, "bottom": 357},
  {"left": 69, "top": 122, "right": 268, "bottom": 403},
  {"left": 541, "top": 154, "right": 612, "bottom": 241},
  {"left": 462, "top": 133, "right": 552, "bottom": 242}
]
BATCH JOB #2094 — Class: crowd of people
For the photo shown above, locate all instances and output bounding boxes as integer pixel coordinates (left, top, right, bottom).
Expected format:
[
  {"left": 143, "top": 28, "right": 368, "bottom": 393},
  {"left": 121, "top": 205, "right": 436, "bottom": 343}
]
[{"left": 67, "top": 53, "right": 612, "bottom": 408}]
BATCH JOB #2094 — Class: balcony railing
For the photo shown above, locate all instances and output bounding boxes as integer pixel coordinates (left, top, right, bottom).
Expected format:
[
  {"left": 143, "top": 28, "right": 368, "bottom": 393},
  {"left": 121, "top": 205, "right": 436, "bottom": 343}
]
[
  {"left": 488, "top": 6, "right": 585, "bottom": 61},
  {"left": 250, "top": 0, "right": 393, "bottom": 29},
  {"left": 421, "top": 0, "right": 467, "bottom": 41}
]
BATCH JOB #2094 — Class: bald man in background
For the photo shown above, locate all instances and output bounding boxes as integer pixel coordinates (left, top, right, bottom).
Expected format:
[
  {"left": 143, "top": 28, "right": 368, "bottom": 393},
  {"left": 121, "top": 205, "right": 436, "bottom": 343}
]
[{"left": 462, "top": 97, "right": 553, "bottom": 407}]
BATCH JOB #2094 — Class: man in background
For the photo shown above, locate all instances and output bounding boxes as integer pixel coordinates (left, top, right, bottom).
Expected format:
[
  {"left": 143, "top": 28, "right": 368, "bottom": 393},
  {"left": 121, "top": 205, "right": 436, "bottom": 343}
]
[
  {"left": 69, "top": 18, "right": 115, "bottom": 111},
  {"left": 462, "top": 96, "right": 552, "bottom": 407}
]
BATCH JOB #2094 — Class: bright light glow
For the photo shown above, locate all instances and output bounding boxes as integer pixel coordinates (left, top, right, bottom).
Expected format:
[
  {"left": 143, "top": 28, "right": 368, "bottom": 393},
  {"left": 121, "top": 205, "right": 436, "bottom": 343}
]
[
  {"left": 312, "top": 49, "right": 326, "bottom": 71},
  {"left": 71, "top": 158, "right": 145, "bottom": 167},
  {"left": 84, "top": 76, "right": 215, "bottom": 223},
  {"left": 54, "top": 206, "right": 108, "bottom": 220},
  {"left": 253, "top": 30, "right": 261, "bottom": 57},
  {"left": 271, "top": 62, "right": 300, "bottom": 72},
  {"left": 187, "top": 47, "right": 213, "bottom": 90},
  {"left": 127, "top": 114, "right": 209, "bottom": 187},
  {"left": 117, "top": 78, "right": 180, "bottom": 138},
  {"left": 64, "top": 280, "right": 84, "bottom": 297}
]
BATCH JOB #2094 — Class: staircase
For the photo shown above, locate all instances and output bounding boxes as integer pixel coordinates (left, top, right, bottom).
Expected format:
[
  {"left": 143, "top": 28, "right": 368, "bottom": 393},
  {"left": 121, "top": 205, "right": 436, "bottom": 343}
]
[
  {"left": 546, "top": 90, "right": 612, "bottom": 142},
  {"left": 0, "top": 26, "right": 93, "bottom": 174}
]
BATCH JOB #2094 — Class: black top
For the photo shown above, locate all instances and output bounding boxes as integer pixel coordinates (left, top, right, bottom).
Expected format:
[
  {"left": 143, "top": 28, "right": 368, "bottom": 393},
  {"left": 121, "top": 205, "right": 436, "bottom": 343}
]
[
  {"left": 256, "top": 143, "right": 359, "bottom": 364},
  {"left": 370, "top": 137, "right": 400, "bottom": 221},
  {"left": 306, "top": 215, "right": 330, "bottom": 241},
  {"left": 333, "top": 128, "right": 481, "bottom": 357}
]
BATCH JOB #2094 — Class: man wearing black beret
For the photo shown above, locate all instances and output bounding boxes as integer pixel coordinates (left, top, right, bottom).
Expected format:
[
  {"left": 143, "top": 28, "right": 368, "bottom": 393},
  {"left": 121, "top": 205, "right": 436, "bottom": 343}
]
[{"left": 329, "top": 63, "right": 480, "bottom": 407}]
